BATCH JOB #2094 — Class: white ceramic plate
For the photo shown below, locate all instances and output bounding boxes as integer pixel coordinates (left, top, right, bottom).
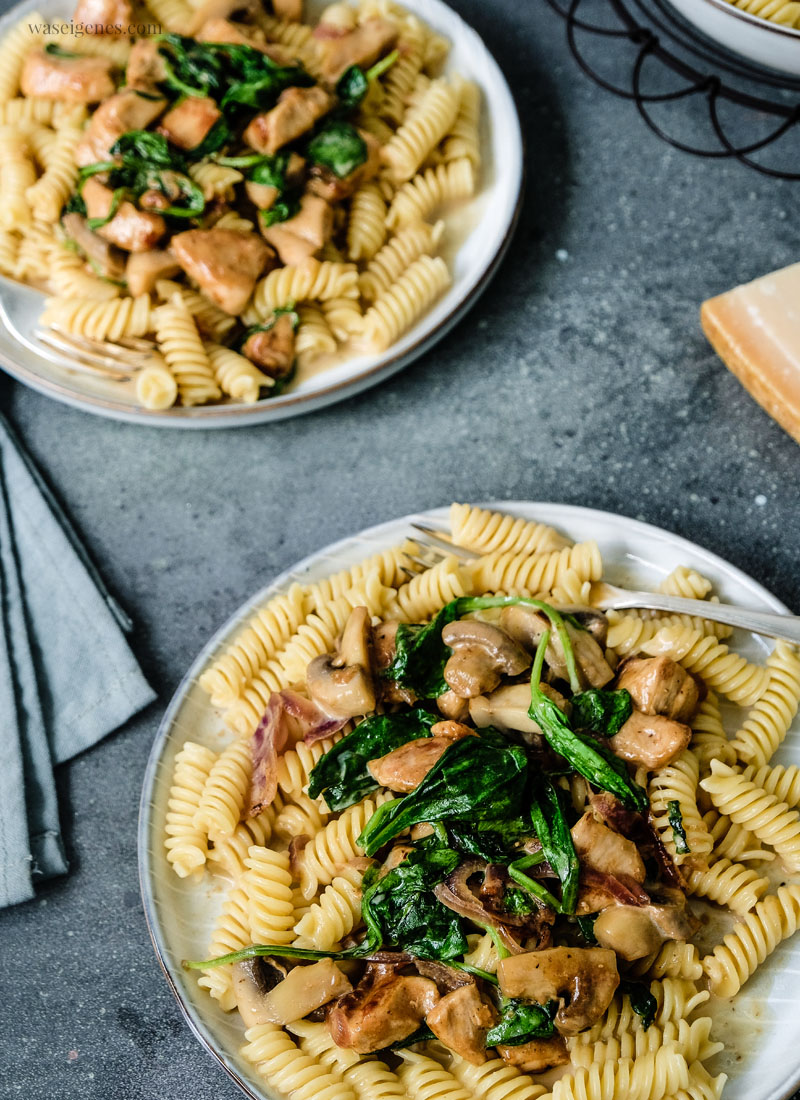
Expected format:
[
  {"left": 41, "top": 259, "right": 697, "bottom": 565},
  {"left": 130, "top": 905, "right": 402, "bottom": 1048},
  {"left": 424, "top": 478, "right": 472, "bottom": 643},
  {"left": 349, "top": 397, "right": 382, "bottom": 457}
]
[
  {"left": 664, "top": 0, "right": 800, "bottom": 77},
  {"left": 138, "top": 502, "right": 800, "bottom": 1100},
  {"left": 0, "top": 0, "right": 523, "bottom": 427}
]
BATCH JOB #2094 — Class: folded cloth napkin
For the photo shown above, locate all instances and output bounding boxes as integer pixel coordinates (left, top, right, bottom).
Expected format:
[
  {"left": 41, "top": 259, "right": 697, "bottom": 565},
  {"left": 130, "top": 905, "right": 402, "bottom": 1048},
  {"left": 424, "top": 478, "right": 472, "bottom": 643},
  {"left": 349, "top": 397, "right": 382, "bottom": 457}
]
[{"left": 0, "top": 411, "right": 156, "bottom": 908}]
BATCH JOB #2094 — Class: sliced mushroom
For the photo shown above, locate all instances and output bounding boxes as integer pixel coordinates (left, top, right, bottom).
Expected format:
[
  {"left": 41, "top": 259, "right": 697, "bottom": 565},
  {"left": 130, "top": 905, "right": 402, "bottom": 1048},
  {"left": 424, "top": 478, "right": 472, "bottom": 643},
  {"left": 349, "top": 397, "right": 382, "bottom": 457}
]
[
  {"left": 571, "top": 811, "right": 646, "bottom": 884},
  {"left": 615, "top": 656, "right": 702, "bottom": 723},
  {"left": 254, "top": 958, "right": 352, "bottom": 1025},
  {"left": 61, "top": 213, "right": 126, "bottom": 279},
  {"left": 593, "top": 900, "right": 697, "bottom": 961},
  {"left": 558, "top": 606, "right": 609, "bottom": 646},
  {"left": 441, "top": 621, "right": 530, "bottom": 699},
  {"left": 233, "top": 957, "right": 288, "bottom": 1026},
  {"left": 437, "top": 689, "right": 470, "bottom": 722},
  {"left": 328, "top": 965, "right": 439, "bottom": 1053},
  {"left": 306, "top": 606, "right": 376, "bottom": 719},
  {"left": 610, "top": 710, "right": 692, "bottom": 770},
  {"left": 469, "top": 682, "right": 570, "bottom": 737},
  {"left": 497, "top": 1036, "right": 569, "bottom": 1072},
  {"left": 499, "top": 606, "right": 614, "bottom": 689},
  {"left": 426, "top": 983, "right": 497, "bottom": 1065},
  {"left": 497, "top": 947, "right": 620, "bottom": 1036}
]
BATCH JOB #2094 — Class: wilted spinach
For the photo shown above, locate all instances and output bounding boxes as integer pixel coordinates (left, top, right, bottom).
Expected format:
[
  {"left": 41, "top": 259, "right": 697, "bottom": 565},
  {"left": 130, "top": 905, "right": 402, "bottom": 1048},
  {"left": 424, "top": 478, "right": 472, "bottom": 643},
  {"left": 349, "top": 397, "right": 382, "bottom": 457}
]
[
  {"left": 526, "top": 774, "right": 580, "bottom": 914},
  {"left": 486, "top": 999, "right": 557, "bottom": 1047},
  {"left": 620, "top": 980, "right": 657, "bottom": 1030},
  {"left": 571, "top": 688, "right": 633, "bottom": 737},
  {"left": 668, "top": 800, "right": 690, "bottom": 854},
  {"left": 307, "top": 708, "right": 436, "bottom": 812},
  {"left": 307, "top": 120, "right": 367, "bottom": 179}
]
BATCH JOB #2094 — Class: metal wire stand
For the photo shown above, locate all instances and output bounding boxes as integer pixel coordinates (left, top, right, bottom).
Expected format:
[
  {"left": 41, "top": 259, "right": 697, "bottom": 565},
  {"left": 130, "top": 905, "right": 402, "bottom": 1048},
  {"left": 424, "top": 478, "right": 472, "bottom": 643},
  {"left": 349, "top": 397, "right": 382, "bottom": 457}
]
[{"left": 545, "top": 0, "right": 800, "bottom": 178}]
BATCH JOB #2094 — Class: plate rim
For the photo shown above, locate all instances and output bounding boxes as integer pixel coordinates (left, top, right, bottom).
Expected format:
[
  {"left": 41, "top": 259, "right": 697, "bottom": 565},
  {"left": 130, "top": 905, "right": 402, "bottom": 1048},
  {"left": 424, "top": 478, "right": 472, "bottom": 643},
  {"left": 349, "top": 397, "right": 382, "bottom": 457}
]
[
  {"left": 679, "top": 0, "right": 800, "bottom": 39},
  {"left": 138, "top": 501, "right": 798, "bottom": 1100},
  {"left": 0, "top": 0, "right": 525, "bottom": 427}
]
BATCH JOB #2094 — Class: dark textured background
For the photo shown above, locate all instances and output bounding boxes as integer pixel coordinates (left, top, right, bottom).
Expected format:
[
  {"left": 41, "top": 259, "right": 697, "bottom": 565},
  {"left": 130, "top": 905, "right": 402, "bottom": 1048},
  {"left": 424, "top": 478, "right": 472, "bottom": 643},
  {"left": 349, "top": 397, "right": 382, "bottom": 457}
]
[{"left": 1, "top": 1, "right": 799, "bottom": 1096}]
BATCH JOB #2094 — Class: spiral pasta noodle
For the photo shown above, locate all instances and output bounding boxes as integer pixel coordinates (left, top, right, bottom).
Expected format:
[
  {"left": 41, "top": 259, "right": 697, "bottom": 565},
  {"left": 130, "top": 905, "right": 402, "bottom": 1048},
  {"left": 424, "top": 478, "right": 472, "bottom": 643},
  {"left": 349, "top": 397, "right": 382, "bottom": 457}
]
[
  {"left": 443, "top": 80, "right": 481, "bottom": 170},
  {"left": 25, "top": 124, "right": 80, "bottom": 222},
  {"left": 296, "top": 305, "right": 337, "bottom": 360},
  {"left": 307, "top": 542, "right": 419, "bottom": 609},
  {"left": 685, "top": 857, "right": 768, "bottom": 914},
  {"left": 197, "top": 886, "right": 250, "bottom": 1009},
  {"left": 727, "top": 0, "right": 800, "bottom": 25},
  {"left": 241, "top": 1023, "right": 356, "bottom": 1100},
  {"left": 290, "top": 1020, "right": 408, "bottom": 1100},
  {"left": 379, "top": 15, "right": 425, "bottom": 124},
  {"left": 41, "top": 294, "right": 153, "bottom": 341},
  {"left": 360, "top": 254, "right": 450, "bottom": 351},
  {"left": 293, "top": 865, "right": 364, "bottom": 949},
  {"left": 14, "top": 219, "right": 54, "bottom": 280},
  {"left": 252, "top": 260, "right": 359, "bottom": 317},
  {"left": 691, "top": 691, "right": 736, "bottom": 772},
  {"left": 648, "top": 750, "right": 713, "bottom": 865},
  {"left": 470, "top": 541, "right": 603, "bottom": 599},
  {"left": 276, "top": 736, "right": 340, "bottom": 801},
  {"left": 449, "top": 503, "right": 571, "bottom": 557},
  {"left": 574, "top": 979, "right": 708, "bottom": 1046},
  {"left": 702, "top": 884, "right": 800, "bottom": 996},
  {"left": 224, "top": 658, "right": 295, "bottom": 736},
  {"left": 194, "top": 736, "right": 251, "bottom": 842},
  {"left": 208, "top": 343, "right": 272, "bottom": 405},
  {"left": 386, "top": 157, "right": 475, "bottom": 229},
  {"left": 740, "top": 762, "right": 800, "bottom": 808},
  {"left": 299, "top": 794, "right": 390, "bottom": 898},
  {"left": 322, "top": 296, "right": 363, "bottom": 341},
  {"left": 551, "top": 1048, "right": 690, "bottom": 1100},
  {"left": 136, "top": 357, "right": 179, "bottom": 411},
  {"left": 155, "top": 280, "right": 236, "bottom": 341},
  {"left": 642, "top": 625, "right": 769, "bottom": 706},
  {"left": 381, "top": 78, "right": 460, "bottom": 182},
  {"left": 704, "top": 809, "right": 774, "bottom": 863},
  {"left": 462, "top": 931, "right": 500, "bottom": 974},
  {"left": 164, "top": 741, "right": 218, "bottom": 877},
  {"left": 450, "top": 1053, "right": 547, "bottom": 1100},
  {"left": 397, "top": 1050, "right": 473, "bottom": 1100},
  {"left": 388, "top": 553, "right": 470, "bottom": 622},
  {"left": 199, "top": 583, "right": 308, "bottom": 707},
  {"left": 188, "top": 161, "right": 243, "bottom": 200},
  {"left": 358, "top": 219, "right": 443, "bottom": 301},
  {"left": 144, "top": 0, "right": 192, "bottom": 32},
  {"left": 0, "top": 17, "right": 43, "bottom": 104},
  {"left": 279, "top": 583, "right": 388, "bottom": 683},
  {"left": 569, "top": 1018, "right": 721, "bottom": 1070},
  {"left": 0, "top": 229, "right": 17, "bottom": 276},
  {"left": 274, "top": 792, "right": 330, "bottom": 840},
  {"left": 206, "top": 800, "right": 282, "bottom": 878},
  {"left": 154, "top": 296, "right": 222, "bottom": 406},
  {"left": 243, "top": 844, "right": 295, "bottom": 945},
  {"left": 347, "top": 182, "right": 387, "bottom": 261},
  {"left": 700, "top": 761, "right": 800, "bottom": 870},
  {"left": 0, "top": 125, "right": 35, "bottom": 228},
  {"left": 729, "top": 643, "right": 800, "bottom": 765}
]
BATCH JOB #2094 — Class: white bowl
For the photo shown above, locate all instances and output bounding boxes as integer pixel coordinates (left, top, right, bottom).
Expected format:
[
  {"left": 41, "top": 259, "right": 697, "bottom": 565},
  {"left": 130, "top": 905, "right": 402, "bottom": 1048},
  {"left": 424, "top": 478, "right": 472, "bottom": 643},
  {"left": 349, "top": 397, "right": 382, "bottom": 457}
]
[
  {"left": 0, "top": 0, "right": 523, "bottom": 427},
  {"left": 665, "top": 0, "right": 800, "bottom": 77}
]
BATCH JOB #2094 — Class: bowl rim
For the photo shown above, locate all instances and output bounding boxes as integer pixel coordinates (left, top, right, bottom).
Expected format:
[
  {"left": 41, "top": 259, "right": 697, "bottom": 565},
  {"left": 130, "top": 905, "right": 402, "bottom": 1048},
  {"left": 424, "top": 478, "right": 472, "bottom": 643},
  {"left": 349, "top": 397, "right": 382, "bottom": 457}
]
[{"left": 674, "top": 0, "right": 800, "bottom": 40}]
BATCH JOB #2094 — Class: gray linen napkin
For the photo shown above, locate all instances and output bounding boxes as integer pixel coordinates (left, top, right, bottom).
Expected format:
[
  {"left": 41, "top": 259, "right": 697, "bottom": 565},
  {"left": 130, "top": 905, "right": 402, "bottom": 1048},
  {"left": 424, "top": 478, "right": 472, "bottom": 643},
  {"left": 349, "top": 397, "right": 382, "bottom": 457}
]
[{"left": 0, "top": 413, "right": 156, "bottom": 907}]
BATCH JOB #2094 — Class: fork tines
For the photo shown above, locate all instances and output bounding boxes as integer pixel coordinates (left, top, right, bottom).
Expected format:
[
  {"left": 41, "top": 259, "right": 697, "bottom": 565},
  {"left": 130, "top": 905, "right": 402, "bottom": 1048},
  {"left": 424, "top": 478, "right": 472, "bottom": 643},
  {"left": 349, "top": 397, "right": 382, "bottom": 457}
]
[
  {"left": 36, "top": 326, "right": 158, "bottom": 380},
  {"left": 410, "top": 522, "right": 476, "bottom": 562}
]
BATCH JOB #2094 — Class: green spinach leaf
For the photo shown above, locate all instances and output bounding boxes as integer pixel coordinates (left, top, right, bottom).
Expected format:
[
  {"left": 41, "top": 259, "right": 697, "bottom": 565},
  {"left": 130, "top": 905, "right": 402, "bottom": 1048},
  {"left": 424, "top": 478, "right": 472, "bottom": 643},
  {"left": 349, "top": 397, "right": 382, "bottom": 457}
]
[
  {"left": 486, "top": 999, "right": 556, "bottom": 1047},
  {"left": 620, "top": 980, "right": 657, "bottom": 1030},
  {"left": 307, "top": 120, "right": 367, "bottom": 179},
  {"left": 526, "top": 774, "right": 579, "bottom": 914},
  {"left": 307, "top": 708, "right": 436, "bottom": 812},
  {"left": 667, "top": 799, "right": 690, "bottom": 854},
  {"left": 571, "top": 689, "right": 633, "bottom": 737}
]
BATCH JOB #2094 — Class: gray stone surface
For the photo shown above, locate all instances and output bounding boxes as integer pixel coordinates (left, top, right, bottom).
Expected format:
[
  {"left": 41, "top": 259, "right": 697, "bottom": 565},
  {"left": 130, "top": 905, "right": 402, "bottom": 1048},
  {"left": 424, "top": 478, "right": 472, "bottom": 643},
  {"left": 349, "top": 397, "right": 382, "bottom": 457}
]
[{"left": 1, "top": 2, "right": 799, "bottom": 1097}]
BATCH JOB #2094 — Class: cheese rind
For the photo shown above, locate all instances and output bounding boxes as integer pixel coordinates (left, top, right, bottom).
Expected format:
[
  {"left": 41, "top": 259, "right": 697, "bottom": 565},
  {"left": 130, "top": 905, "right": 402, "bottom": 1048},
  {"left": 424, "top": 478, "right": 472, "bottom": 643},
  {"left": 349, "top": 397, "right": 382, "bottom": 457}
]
[{"left": 701, "top": 261, "right": 800, "bottom": 445}]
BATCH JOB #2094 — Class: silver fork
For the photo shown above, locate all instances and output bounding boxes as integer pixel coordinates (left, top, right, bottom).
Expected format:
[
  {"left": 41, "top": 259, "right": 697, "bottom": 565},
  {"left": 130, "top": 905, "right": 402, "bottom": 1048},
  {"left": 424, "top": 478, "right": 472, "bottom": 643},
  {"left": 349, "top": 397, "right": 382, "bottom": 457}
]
[
  {"left": 411, "top": 522, "right": 800, "bottom": 646},
  {"left": 0, "top": 274, "right": 158, "bottom": 381}
]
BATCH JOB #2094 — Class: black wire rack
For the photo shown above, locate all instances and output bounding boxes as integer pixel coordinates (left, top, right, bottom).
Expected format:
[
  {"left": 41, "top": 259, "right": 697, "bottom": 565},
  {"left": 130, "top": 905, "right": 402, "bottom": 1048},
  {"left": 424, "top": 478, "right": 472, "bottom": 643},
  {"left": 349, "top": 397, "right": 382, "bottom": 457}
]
[{"left": 545, "top": 0, "right": 800, "bottom": 178}]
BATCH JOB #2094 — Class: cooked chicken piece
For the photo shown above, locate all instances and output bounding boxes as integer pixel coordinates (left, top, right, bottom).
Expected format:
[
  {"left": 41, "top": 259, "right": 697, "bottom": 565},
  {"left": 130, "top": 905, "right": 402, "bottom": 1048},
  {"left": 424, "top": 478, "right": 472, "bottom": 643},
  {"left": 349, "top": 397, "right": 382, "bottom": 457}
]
[
  {"left": 367, "top": 728, "right": 474, "bottom": 793},
  {"left": 20, "top": 49, "right": 114, "bottom": 104},
  {"left": 158, "top": 96, "right": 221, "bottom": 151},
  {"left": 125, "top": 250, "right": 180, "bottom": 296},
  {"left": 308, "top": 131, "right": 381, "bottom": 202},
  {"left": 241, "top": 313, "right": 296, "bottom": 379},
  {"left": 610, "top": 710, "right": 692, "bottom": 770},
  {"left": 571, "top": 811, "right": 646, "bottom": 883},
  {"left": 498, "top": 1036, "right": 569, "bottom": 1072},
  {"left": 61, "top": 213, "right": 126, "bottom": 279},
  {"left": 246, "top": 181, "right": 280, "bottom": 210},
  {"left": 469, "top": 681, "right": 569, "bottom": 736},
  {"left": 437, "top": 690, "right": 470, "bottom": 721},
  {"left": 171, "top": 228, "right": 275, "bottom": 315},
  {"left": 498, "top": 947, "right": 619, "bottom": 1036},
  {"left": 328, "top": 967, "right": 439, "bottom": 1053},
  {"left": 615, "top": 656, "right": 702, "bottom": 723},
  {"left": 82, "top": 178, "right": 166, "bottom": 253},
  {"left": 500, "top": 606, "right": 614, "bottom": 690},
  {"left": 426, "top": 984, "right": 496, "bottom": 1066},
  {"left": 195, "top": 16, "right": 294, "bottom": 63},
  {"left": 125, "top": 38, "right": 168, "bottom": 91},
  {"left": 282, "top": 193, "right": 333, "bottom": 248},
  {"left": 244, "top": 85, "right": 333, "bottom": 155},
  {"left": 75, "top": 89, "right": 167, "bottom": 166},
  {"left": 429, "top": 720, "right": 475, "bottom": 740},
  {"left": 73, "top": 0, "right": 131, "bottom": 28},
  {"left": 313, "top": 17, "right": 397, "bottom": 83},
  {"left": 260, "top": 224, "right": 318, "bottom": 266}
]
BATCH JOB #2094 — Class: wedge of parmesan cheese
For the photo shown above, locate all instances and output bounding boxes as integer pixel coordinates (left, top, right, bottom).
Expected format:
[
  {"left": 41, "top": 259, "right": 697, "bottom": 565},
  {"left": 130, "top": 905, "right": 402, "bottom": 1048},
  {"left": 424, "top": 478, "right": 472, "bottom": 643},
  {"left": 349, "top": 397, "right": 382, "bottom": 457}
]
[{"left": 701, "top": 262, "right": 800, "bottom": 445}]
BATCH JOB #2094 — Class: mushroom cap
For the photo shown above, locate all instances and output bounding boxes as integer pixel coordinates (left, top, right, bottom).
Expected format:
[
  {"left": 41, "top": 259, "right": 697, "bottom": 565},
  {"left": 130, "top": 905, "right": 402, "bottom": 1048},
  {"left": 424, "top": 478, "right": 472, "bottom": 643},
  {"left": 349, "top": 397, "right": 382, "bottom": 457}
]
[
  {"left": 441, "top": 620, "right": 530, "bottom": 700},
  {"left": 497, "top": 946, "right": 620, "bottom": 1036}
]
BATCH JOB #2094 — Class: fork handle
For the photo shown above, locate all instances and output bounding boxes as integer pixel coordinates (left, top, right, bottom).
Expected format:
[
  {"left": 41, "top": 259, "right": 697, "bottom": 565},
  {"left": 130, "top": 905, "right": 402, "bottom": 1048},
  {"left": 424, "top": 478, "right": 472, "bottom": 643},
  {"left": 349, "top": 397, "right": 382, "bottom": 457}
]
[{"left": 603, "top": 592, "right": 800, "bottom": 646}]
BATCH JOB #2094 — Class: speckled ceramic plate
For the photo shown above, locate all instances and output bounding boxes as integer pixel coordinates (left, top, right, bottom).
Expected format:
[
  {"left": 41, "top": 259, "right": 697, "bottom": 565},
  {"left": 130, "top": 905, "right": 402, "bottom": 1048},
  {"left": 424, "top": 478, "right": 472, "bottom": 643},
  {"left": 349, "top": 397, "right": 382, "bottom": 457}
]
[
  {"left": 0, "top": 0, "right": 523, "bottom": 427},
  {"left": 139, "top": 502, "right": 800, "bottom": 1100}
]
